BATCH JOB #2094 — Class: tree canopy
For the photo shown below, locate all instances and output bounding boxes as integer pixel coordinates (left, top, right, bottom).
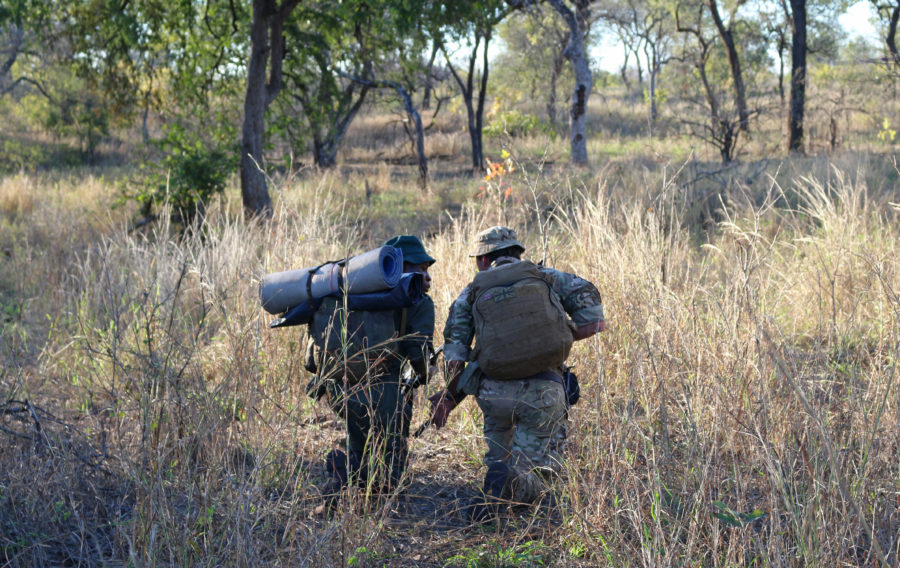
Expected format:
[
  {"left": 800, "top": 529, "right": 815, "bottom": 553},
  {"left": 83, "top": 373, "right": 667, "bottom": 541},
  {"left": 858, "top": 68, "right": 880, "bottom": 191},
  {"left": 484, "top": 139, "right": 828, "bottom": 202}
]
[{"left": 0, "top": 0, "right": 890, "bottom": 211}]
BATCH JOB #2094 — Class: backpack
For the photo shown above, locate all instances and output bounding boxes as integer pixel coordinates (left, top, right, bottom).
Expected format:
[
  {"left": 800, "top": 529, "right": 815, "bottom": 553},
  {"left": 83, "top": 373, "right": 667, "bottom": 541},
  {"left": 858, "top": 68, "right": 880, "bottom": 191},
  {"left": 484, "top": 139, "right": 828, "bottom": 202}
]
[
  {"left": 306, "top": 296, "right": 403, "bottom": 387},
  {"left": 468, "top": 260, "right": 576, "bottom": 380}
]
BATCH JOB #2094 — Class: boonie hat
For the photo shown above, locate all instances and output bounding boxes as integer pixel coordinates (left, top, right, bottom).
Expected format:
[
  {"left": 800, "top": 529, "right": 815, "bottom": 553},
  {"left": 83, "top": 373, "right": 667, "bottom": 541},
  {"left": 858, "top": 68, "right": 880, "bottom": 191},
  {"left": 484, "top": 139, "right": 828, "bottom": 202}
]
[
  {"left": 469, "top": 226, "right": 526, "bottom": 257},
  {"left": 383, "top": 235, "right": 436, "bottom": 266}
]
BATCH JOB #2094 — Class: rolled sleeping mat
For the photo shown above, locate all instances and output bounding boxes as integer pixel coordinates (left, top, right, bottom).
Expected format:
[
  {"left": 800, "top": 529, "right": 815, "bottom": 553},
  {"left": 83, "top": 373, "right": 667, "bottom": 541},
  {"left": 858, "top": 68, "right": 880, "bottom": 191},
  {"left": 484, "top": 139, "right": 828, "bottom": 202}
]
[
  {"left": 344, "top": 246, "right": 404, "bottom": 294},
  {"left": 344, "top": 271, "right": 425, "bottom": 311},
  {"left": 259, "top": 245, "right": 403, "bottom": 315},
  {"left": 269, "top": 272, "right": 425, "bottom": 329}
]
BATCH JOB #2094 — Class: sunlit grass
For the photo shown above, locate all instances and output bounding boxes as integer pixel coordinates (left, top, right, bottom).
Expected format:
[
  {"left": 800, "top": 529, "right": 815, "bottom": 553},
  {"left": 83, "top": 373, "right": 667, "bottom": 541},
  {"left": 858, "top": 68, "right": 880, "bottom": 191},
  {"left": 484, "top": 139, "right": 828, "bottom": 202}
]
[{"left": 0, "top": 149, "right": 898, "bottom": 566}]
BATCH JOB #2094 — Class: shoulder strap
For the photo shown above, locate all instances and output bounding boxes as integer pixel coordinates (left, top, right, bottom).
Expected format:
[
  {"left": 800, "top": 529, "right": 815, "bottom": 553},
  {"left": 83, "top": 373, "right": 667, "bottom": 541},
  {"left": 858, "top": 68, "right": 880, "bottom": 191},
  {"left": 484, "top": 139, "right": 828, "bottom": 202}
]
[
  {"left": 399, "top": 307, "right": 408, "bottom": 336},
  {"left": 468, "top": 260, "right": 547, "bottom": 303}
]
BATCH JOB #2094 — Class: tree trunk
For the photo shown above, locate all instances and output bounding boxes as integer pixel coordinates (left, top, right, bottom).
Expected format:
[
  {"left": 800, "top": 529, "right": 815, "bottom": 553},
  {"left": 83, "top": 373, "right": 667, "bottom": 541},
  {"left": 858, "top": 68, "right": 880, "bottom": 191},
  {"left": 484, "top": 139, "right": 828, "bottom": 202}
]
[
  {"left": 311, "top": 88, "right": 368, "bottom": 169},
  {"left": 465, "top": 94, "right": 483, "bottom": 172},
  {"left": 777, "top": 38, "right": 785, "bottom": 106},
  {"left": 547, "top": 54, "right": 564, "bottom": 128},
  {"left": 620, "top": 51, "right": 631, "bottom": 92},
  {"left": 240, "top": 0, "right": 298, "bottom": 218},
  {"left": 142, "top": 87, "right": 151, "bottom": 145},
  {"left": 787, "top": 0, "right": 806, "bottom": 153},
  {"left": 634, "top": 46, "right": 644, "bottom": 88},
  {"left": 722, "top": 122, "right": 735, "bottom": 162},
  {"left": 474, "top": 31, "right": 490, "bottom": 172},
  {"left": 240, "top": 0, "right": 273, "bottom": 218},
  {"left": 887, "top": 3, "right": 900, "bottom": 65},
  {"left": 443, "top": 33, "right": 486, "bottom": 173},
  {"left": 0, "top": 24, "right": 23, "bottom": 94},
  {"left": 313, "top": 138, "right": 338, "bottom": 168},
  {"left": 394, "top": 84, "right": 428, "bottom": 188},
  {"left": 708, "top": 0, "right": 749, "bottom": 132},
  {"left": 422, "top": 39, "right": 439, "bottom": 110},
  {"left": 548, "top": 0, "right": 591, "bottom": 165}
]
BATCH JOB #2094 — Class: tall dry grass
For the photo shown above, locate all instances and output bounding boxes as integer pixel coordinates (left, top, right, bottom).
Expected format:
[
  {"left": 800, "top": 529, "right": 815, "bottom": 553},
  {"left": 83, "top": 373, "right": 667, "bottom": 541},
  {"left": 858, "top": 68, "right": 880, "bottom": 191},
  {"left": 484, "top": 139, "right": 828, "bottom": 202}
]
[{"left": 0, "top": 152, "right": 898, "bottom": 566}]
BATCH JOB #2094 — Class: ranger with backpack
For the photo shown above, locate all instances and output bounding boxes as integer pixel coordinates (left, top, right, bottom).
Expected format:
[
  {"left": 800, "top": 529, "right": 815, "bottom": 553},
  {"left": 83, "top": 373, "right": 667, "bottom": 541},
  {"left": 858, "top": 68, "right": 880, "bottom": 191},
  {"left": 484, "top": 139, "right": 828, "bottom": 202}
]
[
  {"left": 312, "top": 235, "right": 437, "bottom": 495},
  {"left": 426, "top": 226, "right": 605, "bottom": 520}
]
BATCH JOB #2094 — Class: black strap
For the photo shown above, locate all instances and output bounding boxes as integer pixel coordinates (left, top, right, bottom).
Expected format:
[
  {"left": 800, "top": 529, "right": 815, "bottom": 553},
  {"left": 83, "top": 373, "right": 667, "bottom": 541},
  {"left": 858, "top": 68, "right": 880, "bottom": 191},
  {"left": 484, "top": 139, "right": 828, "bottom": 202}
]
[
  {"left": 399, "top": 307, "right": 408, "bottom": 335},
  {"left": 307, "top": 258, "right": 348, "bottom": 300}
]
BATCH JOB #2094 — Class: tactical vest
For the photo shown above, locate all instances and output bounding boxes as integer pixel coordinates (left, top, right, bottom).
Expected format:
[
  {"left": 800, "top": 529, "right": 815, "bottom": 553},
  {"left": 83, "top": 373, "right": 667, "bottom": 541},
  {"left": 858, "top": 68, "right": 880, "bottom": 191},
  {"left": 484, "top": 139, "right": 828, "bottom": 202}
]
[
  {"left": 307, "top": 296, "right": 402, "bottom": 386},
  {"left": 468, "top": 260, "right": 576, "bottom": 380}
]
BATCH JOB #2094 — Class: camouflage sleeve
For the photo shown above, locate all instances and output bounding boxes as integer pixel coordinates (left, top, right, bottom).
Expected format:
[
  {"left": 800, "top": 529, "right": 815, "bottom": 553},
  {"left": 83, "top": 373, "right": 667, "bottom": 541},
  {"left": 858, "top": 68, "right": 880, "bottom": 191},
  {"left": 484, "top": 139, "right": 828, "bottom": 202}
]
[
  {"left": 541, "top": 267, "right": 605, "bottom": 327},
  {"left": 442, "top": 285, "right": 475, "bottom": 362},
  {"left": 399, "top": 295, "right": 435, "bottom": 363}
]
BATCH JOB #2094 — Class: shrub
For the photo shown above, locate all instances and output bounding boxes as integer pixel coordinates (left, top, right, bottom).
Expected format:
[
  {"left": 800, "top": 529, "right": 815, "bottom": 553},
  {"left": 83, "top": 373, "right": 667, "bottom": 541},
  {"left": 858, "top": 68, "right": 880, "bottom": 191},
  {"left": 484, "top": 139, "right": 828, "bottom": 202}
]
[
  {"left": 18, "top": 76, "right": 109, "bottom": 163},
  {"left": 484, "top": 110, "right": 550, "bottom": 138},
  {"left": 124, "top": 122, "right": 238, "bottom": 226}
]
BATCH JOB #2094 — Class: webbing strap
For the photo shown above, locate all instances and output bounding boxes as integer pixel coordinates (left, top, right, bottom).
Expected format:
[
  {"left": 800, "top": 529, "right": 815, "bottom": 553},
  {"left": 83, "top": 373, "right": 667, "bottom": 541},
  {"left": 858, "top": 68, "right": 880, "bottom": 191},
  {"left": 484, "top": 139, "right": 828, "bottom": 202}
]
[
  {"left": 307, "top": 258, "right": 346, "bottom": 300},
  {"left": 399, "top": 307, "right": 408, "bottom": 336}
]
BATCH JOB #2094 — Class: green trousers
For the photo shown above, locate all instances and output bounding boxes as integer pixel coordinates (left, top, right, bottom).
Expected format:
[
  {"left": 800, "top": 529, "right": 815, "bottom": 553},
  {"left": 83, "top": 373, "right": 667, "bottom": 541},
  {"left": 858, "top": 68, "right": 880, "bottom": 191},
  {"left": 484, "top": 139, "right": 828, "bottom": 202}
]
[{"left": 327, "top": 376, "right": 412, "bottom": 489}]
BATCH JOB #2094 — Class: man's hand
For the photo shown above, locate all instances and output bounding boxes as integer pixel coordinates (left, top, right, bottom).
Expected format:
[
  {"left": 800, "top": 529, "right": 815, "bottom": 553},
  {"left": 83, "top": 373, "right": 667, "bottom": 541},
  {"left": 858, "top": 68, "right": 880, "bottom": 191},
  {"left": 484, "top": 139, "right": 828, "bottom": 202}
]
[{"left": 427, "top": 390, "right": 458, "bottom": 430}]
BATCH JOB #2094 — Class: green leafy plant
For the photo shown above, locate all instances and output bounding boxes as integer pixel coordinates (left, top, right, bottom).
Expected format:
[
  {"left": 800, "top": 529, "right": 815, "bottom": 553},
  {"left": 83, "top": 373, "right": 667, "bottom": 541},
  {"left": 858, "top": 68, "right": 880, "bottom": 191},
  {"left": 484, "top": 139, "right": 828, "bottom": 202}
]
[
  {"left": 124, "top": 121, "right": 238, "bottom": 226},
  {"left": 17, "top": 74, "right": 110, "bottom": 163},
  {"left": 348, "top": 545, "right": 394, "bottom": 567},
  {"left": 444, "top": 540, "right": 552, "bottom": 568},
  {"left": 711, "top": 501, "right": 768, "bottom": 527},
  {"left": 484, "top": 110, "right": 550, "bottom": 138},
  {"left": 877, "top": 117, "right": 896, "bottom": 143}
]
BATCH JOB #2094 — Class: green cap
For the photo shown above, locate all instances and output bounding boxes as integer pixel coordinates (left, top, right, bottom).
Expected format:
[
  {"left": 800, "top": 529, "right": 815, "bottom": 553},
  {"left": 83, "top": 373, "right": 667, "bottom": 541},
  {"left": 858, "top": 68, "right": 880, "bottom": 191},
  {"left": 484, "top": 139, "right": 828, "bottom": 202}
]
[
  {"left": 469, "top": 225, "right": 525, "bottom": 257},
  {"left": 383, "top": 235, "right": 436, "bottom": 266}
]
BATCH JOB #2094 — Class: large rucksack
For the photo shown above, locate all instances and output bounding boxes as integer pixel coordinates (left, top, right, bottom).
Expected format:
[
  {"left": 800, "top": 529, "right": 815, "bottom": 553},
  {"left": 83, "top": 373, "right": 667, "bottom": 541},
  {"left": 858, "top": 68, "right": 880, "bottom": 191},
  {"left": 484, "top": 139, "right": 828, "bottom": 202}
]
[
  {"left": 468, "top": 260, "right": 576, "bottom": 380},
  {"left": 306, "top": 297, "right": 403, "bottom": 388}
]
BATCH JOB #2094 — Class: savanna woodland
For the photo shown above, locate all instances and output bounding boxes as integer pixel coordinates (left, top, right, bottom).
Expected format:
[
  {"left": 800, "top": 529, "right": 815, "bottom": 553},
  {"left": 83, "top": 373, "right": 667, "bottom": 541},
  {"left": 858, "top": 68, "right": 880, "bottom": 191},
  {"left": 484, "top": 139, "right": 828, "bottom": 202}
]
[{"left": 1, "top": 0, "right": 899, "bottom": 566}]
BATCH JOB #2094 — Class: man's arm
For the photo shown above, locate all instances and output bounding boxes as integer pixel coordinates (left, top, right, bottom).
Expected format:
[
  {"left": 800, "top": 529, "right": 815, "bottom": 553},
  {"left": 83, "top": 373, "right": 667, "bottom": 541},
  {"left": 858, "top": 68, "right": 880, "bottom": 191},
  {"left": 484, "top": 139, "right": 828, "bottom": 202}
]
[
  {"left": 426, "top": 360, "right": 467, "bottom": 429},
  {"left": 400, "top": 296, "right": 435, "bottom": 382},
  {"left": 424, "top": 289, "right": 474, "bottom": 429},
  {"left": 543, "top": 267, "right": 606, "bottom": 338}
]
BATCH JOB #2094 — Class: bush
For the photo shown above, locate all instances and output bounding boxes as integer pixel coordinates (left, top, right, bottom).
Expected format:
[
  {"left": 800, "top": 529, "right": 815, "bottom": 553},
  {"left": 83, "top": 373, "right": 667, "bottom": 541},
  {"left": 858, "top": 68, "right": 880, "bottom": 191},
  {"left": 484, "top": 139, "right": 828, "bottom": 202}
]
[
  {"left": 18, "top": 76, "right": 109, "bottom": 162},
  {"left": 484, "top": 110, "right": 551, "bottom": 138},
  {"left": 124, "top": 123, "right": 238, "bottom": 226}
]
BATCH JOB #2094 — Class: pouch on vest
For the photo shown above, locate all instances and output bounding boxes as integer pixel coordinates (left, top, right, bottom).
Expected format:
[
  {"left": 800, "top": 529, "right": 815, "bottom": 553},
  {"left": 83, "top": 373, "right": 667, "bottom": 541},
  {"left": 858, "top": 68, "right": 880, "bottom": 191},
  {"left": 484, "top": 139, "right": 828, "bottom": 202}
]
[
  {"left": 308, "top": 296, "right": 400, "bottom": 387},
  {"left": 562, "top": 365, "right": 580, "bottom": 406},
  {"left": 468, "top": 260, "right": 576, "bottom": 380}
]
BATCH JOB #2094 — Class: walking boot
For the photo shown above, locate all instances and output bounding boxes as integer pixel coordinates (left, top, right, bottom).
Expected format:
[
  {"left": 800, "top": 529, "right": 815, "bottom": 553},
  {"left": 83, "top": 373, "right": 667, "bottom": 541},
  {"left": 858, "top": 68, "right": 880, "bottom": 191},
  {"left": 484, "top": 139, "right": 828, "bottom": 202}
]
[{"left": 466, "top": 462, "right": 513, "bottom": 524}]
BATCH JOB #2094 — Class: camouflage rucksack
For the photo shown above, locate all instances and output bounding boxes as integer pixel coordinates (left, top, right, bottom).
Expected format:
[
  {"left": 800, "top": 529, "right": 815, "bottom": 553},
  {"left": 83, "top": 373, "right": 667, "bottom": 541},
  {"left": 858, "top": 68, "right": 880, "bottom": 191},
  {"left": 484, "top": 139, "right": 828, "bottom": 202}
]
[
  {"left": 306, "top": 297, "right": 402, "bottom": 391},
  {"left": 468, "top": 260, "right": 576, "bottom": 380}
]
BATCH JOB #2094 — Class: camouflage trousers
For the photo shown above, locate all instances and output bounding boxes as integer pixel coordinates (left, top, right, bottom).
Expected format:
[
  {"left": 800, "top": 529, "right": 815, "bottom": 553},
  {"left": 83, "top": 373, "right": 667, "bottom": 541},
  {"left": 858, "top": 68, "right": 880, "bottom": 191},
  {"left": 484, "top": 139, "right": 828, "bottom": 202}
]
[{"left": 475, "top": 375, "right": 567, "bottom": 504}]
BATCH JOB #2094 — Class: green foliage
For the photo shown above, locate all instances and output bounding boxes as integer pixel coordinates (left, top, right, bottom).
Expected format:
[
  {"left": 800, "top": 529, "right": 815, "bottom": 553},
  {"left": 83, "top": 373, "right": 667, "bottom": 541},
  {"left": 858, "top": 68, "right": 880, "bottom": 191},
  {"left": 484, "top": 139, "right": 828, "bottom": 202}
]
[
  {"left": 276, "top": 0, "right": 432, "bottom": 166},
  {"left": 445, "top": 540, "right": 552, "bottom": 568},
  {"left": 347, "top": 546, "right": 394, "bottom": 567},
  {"left": 877, "top": 117, "right": 896, "bottom": 143},
  {"left": 17, "top": 74, "right": 109, "bottom": 162},
  {"left": 492, "top": 11, "right": 572, "bottom": 102},
  {"left": 643, "top": 86, "right": 668, "bottom": 107},
  {"left": 484, "top": 110, "right": 550, "bottom": 138},
  {"left": 124, "top": 121, "right": 237, "bottom": 225},
  {"left": 0, "top": 138, "right": 58, "bottom": 173},
  {"left": 711, "top": 501, "right": 768, "bottom": 527}
]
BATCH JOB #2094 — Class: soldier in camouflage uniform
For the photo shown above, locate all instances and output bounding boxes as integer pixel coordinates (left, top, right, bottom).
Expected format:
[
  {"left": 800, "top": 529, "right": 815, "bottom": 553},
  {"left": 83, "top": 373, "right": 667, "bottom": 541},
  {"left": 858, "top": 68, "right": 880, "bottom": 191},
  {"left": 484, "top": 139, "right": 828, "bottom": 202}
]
[
  {"left": 427, "top": 226, "right": 604, "bottom": 520},
  {"left": 322, "top": 235, "right": 436, "bottom": 494}
]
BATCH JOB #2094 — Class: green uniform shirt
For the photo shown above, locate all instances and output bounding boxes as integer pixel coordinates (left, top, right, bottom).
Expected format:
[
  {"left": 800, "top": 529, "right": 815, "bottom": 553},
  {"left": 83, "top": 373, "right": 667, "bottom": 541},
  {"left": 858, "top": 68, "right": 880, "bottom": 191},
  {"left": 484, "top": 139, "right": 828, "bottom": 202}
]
[{"left": 388, "top": 295, "right": 435, "bottom": 377}]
